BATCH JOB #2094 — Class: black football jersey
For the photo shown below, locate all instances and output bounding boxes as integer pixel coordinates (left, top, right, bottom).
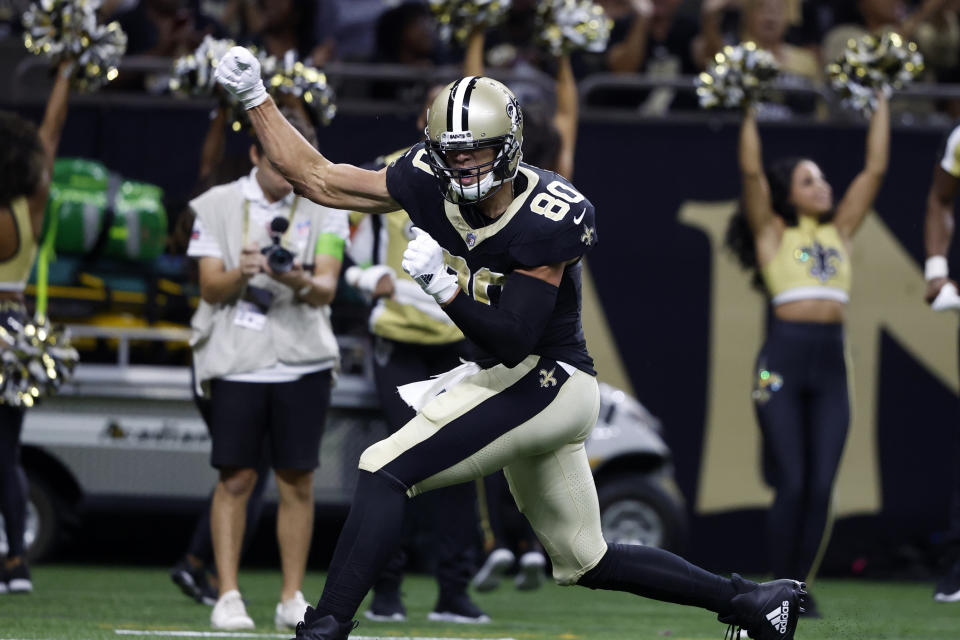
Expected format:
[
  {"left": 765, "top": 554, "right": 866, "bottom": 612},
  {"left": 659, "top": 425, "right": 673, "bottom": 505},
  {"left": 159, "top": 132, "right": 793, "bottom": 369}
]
[{"left": 385, "top": 142, "right": 598, "bottom": 375}]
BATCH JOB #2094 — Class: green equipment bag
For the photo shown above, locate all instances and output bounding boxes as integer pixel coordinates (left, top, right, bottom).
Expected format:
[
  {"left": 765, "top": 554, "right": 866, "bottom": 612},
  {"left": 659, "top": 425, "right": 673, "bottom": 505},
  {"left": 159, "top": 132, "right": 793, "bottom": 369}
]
[{"left": 46, "top": 158, "right": 168, "bottom": 261}]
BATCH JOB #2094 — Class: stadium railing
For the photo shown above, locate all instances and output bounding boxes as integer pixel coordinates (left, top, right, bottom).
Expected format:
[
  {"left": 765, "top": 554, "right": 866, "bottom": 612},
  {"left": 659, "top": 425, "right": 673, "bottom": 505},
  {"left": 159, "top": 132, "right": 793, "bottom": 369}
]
[{"left": 9, "top": 55, "right": 960, "bottom": 125}]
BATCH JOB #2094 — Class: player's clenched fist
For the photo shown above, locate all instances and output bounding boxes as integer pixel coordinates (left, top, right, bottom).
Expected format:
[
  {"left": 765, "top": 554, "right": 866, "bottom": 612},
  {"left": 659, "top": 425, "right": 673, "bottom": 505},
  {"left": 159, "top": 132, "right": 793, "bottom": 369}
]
[
  {"left": 214, "top": 46, "right": 267, "bottom": 110},
  {"left": 401, "top": 228, "right": 460, "bottom": 305}
]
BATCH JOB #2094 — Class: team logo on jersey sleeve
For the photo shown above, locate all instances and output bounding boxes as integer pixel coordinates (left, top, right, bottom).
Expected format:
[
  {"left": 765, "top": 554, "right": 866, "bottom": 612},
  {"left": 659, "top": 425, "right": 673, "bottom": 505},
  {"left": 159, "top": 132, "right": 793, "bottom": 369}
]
[{"left": 580, "top": 226, "right": 595, "bottom": 246}]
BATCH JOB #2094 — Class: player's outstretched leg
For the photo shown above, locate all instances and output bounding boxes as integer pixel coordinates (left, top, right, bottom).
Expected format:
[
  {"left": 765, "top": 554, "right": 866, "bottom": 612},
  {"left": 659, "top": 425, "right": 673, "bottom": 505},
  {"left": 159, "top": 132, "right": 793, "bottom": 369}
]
[{"left": 576, "top": 543, "right": 807, "bottom": 640}]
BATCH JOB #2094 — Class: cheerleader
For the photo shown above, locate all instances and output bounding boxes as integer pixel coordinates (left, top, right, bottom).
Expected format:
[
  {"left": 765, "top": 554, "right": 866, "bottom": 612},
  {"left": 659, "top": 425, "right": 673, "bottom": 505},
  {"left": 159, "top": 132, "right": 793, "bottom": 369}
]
[
  {"left": 725, "top": 92, "right": 890, "bottom": 616},
  {"left": 0, "top": 60, "right": 73, "bottom": 594}
]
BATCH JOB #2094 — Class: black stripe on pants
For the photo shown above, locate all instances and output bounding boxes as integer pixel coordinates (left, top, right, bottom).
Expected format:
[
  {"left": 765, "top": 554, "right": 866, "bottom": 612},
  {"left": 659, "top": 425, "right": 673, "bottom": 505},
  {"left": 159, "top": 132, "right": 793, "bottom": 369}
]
[
  {"left": 313, "top": 357, "right": 569, "bottom": 623},
  {"left": 753, "top": 318, "right": 849, "bottom": 582}
]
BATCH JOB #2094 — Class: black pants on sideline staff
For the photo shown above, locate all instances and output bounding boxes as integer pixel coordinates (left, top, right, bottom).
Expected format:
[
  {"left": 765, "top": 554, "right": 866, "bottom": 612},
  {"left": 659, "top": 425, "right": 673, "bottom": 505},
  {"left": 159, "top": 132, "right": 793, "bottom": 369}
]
[
  {"left": 209, "top": 369, "right": 332, "bottom": 471},
  {"left": 753, "top": 318, "right": 849, "bottom": 582},
  {"left": 0, "top": 404, "right": 27, "bottom": 559},
  {"left": 371, "top": 336, "right": 478, "bottom": 597}
]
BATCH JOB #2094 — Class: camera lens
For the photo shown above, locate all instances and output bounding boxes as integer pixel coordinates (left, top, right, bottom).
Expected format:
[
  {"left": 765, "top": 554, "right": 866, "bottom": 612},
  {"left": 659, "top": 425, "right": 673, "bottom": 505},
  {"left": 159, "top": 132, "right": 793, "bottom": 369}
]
[{"left": 267, "top": 247, "right": 295, "bottom": 274}]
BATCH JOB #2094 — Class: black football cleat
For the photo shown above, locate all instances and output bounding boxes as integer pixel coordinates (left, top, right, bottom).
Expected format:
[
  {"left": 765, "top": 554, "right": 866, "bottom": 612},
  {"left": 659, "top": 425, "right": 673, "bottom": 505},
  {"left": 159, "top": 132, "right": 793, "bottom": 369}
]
[
  {"left": 170, "top": 557, "right": 218, "bottom": 606},
  {"left": 364, "top": 589, "right": 406, "bottom": 622},
  {"left": 427, "top": 591, "right": 491, "bottom": 624},
  {"left": 293, "top": 609, "right": 357, "bottom": 640},
  {"left": 719, "top": 575, "right": 807, "bottom": 640}
]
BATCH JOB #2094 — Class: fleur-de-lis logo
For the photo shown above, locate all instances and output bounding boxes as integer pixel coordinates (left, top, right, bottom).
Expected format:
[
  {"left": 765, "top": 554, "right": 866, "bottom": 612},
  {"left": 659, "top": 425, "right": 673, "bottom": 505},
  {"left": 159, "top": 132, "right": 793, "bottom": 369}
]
[
  {"left": 580, "top": 226, "right": 595, "bottom": 246},
  {"left": 539, "top": 367, "right": 557, "bottom": 388},
  {"left": 795, "top": 241, "right": 841, "bottom": 283}
]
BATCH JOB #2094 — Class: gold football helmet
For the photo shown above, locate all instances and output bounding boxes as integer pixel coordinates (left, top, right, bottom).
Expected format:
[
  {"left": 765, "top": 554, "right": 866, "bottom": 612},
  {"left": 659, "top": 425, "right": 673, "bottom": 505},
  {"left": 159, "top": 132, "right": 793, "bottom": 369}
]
[{"left": 424, "top": 76, "right": 524, "bottom": 202}]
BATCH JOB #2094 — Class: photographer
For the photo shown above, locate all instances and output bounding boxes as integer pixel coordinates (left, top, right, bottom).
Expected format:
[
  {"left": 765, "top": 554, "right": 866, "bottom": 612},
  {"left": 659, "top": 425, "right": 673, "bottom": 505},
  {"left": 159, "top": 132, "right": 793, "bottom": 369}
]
[{"left": 187, "top": 106, "right": 348, "bottom": 631}]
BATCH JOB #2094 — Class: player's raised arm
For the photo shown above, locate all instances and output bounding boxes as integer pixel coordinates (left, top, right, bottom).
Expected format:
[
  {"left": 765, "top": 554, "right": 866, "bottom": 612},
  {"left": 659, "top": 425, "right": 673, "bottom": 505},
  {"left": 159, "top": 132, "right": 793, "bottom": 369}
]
[{"left": 215, "top": 46, "right": 399, "bottom": 214}]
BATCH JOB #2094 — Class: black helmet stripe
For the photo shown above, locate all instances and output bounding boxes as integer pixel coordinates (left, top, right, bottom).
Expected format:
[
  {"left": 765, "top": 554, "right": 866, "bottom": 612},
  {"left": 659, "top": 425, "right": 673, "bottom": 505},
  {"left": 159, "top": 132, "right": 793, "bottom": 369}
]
[
  {"left": 446, "top": 78, "right": 463, "bottom": 133},
  {"left": 447, "top": 76, "right": 477, "bottom": 133},
  {"left": 460, "top": 76, "right": 480, "bottom": 133}
]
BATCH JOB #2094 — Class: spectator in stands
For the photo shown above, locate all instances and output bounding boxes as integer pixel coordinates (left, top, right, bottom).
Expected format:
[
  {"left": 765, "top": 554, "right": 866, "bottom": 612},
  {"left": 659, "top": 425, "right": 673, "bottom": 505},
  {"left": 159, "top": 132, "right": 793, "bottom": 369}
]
[
  {"left": 368, "top": 2, "right": 440, "bottom": 105},
  {"left": 698, "top": 0, "right": 820, "bottom": 83},
  {"left": 115, "top": 0, "right": 210, "bottom": 57},
  {"left": 110, "top": 0, "right": 221, "bottom": 93},
  {"left": 822, "top": 0, "right": 951, "bottom": 64},
  {"left": 697, "top": 0, "right": 822, "bottom": 118},
  {"left": 187, "top": 105, "right": 349, "bottom": 631},
  {"left": 583, "top": 0, "right": 700, "bottom": 113},
  {"left": 250, "top": 0, "right": 336, "bottom": 68},
  {"left": 910, "top": 0, "right": 960, "bottom": 92},
  {"left": 373, "top": 1, "right": 438, "bottom": 66},
  {"left": 0, "top": 59, "right": 73, "bottom": 595}
]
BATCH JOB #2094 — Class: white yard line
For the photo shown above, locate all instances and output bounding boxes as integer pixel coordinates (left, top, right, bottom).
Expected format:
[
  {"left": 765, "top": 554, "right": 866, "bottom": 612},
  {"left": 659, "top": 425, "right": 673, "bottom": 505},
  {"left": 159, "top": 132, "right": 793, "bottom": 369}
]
[{"left": 113, "top": 631, "right": 517, "bottom": 640}]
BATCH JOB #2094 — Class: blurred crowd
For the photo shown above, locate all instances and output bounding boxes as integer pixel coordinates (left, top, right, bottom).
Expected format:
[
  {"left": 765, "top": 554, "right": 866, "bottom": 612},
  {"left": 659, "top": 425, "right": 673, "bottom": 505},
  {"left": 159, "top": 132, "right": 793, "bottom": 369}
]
[{"left": 1, "top": 0, "right": 958, "bottom": 117}]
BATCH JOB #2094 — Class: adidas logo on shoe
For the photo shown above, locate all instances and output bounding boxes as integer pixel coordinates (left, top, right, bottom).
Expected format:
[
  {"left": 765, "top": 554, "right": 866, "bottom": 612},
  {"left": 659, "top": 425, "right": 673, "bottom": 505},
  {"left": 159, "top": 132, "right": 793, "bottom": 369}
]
[{"left": 765, "top": 600, "right": 790, "bottom": 634}]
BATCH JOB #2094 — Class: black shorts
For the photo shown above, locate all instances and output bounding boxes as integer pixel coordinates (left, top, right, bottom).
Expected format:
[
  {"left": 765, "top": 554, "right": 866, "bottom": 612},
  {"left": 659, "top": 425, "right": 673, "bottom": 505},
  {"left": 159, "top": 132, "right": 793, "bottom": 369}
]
[{"left": 209, "top": 369, "right": 332, "bottom": 471}]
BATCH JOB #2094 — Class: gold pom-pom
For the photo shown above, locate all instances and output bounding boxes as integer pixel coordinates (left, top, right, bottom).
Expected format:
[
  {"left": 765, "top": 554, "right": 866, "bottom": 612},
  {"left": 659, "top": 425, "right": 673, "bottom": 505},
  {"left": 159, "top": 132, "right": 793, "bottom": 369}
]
[
  {"left": 429, "top": 0, "right": 512, "bottom": 45},
  {"left": 534, "top": 0, "right": 611, "bottom": 57},
  {"left": 0, "top": 312, "right": 79, "bottom": 408},
  {"left": 696, "top": 42, "right": 779, "bottom": 109},
  {"left": 22, "top": 0, "right": 127, "bottom": 92},
  {"left": 826, "top": 31, "right": 924, "bottom": 117},
  {"left": 170, "top": 35, "right": 236, "bottom": 97},
  {"left": 262, "top": 51, "right": 337, "bottom": 128}
]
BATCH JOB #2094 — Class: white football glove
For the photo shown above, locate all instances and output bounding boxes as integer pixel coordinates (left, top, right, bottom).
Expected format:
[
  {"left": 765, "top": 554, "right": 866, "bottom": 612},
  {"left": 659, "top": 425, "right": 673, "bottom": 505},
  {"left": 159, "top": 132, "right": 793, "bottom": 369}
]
[
  {"left": 401, "top": 228, "right": 460, "bottom": 304},
  {"left": 214, "top": 46, "right": 268, "bottom": 110},
  {"left": 344, "top": 264, "right": 395, "bottom": 301}
]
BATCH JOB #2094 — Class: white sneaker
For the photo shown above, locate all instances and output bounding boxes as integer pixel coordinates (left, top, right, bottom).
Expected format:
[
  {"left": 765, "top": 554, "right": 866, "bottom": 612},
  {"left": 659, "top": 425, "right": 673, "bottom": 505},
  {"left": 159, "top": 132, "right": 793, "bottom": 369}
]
[
  {"left": 211, "top": 590, "right": 255, "bottom": 630},
  {"left": 471, "top": 547, "right": 515, "bottom": 592},
  {"left": 274, "top": 590, "right": 310, "bottom": 629},
  {"left": 515, "top": 551, "right": 546, "bottom": 591}
]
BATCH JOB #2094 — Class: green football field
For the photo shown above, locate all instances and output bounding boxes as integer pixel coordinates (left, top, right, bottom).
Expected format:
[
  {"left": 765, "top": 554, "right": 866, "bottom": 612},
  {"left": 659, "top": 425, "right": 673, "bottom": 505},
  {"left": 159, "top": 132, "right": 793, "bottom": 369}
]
[{"left": 0, "top": 565, "right": 955, "bottom": 640}]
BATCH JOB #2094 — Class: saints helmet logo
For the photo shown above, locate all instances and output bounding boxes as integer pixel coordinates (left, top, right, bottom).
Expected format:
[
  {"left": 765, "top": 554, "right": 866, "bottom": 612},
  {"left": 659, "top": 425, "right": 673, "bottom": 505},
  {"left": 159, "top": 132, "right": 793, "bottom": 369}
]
[
  {"left": 539, "top": 367, "right": 557, "bottom": 388},
  {"left": 503, "top": 94, "right": 523, "bottom": 129},
  {"left": 580, "top": 226, "right": 595, "bottom": 246}
]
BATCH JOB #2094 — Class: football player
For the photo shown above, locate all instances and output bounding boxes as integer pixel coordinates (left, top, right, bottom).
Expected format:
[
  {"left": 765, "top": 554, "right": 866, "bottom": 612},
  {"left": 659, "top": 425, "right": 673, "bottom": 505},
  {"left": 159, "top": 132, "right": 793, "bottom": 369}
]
[
  {"left": 215, "top": 46, "right": 807, "bottom": 640},
  {"left": 923, "top": 119, "right": 960, "bottom": 603}
]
